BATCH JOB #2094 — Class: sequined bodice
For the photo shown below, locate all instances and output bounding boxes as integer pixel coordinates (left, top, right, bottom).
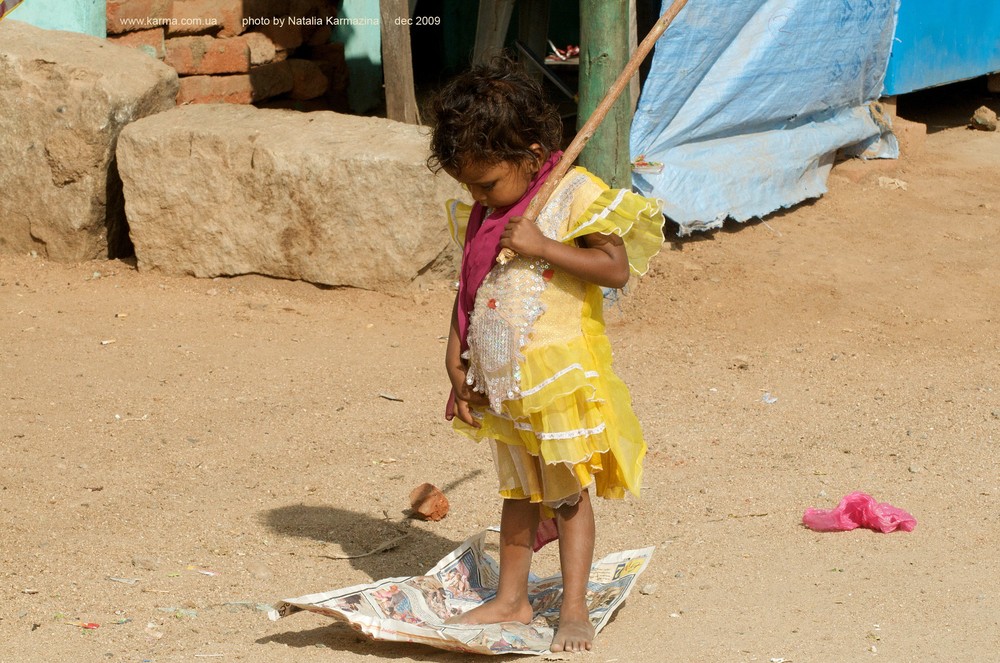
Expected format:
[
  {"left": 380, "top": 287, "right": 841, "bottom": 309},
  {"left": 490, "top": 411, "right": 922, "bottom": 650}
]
[{"left": 463, "top": 173, "right": 590, "bottom": 412}]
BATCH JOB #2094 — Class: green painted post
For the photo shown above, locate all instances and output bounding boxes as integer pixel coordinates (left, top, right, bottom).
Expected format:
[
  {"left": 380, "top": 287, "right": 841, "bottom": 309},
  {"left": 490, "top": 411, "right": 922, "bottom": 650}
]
[{"left": 577, "top": 0, "right": 631, "bottom": 188}]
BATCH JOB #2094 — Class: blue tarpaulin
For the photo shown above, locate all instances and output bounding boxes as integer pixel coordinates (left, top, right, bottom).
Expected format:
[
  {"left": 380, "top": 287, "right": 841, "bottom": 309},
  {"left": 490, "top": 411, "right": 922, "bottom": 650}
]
[
  {"left": 884, "top": 0, "right": 1000, "bottom": 95},
  {"left": 630, "top": 0, "right": 898, "bottom": 234}
]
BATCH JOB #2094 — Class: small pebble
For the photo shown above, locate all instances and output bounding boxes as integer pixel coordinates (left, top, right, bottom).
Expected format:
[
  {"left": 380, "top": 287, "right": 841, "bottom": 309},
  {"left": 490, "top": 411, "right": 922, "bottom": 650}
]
[
  {"left": 245, "top": 562, "right": 271, "bottom": 580},
  {"left": 909, "top": 464, "right": 923, "bottom": 474},
  {"left": 639, "top": 583, "right": 658, "bottom": 595},
  {"left": 132, "top": 556, "right": 161, "bottom": 571}
]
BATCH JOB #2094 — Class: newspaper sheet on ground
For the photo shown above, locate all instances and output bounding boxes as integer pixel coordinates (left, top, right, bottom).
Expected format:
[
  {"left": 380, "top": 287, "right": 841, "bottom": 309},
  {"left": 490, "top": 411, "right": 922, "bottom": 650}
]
[{"left": 269, "top": 530, "right": 654, "bottom": 655}]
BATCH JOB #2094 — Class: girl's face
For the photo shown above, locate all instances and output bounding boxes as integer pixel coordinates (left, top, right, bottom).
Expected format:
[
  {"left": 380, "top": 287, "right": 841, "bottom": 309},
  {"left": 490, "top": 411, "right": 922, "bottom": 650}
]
[{"left": 448, "top": 146, "right": 544, "bottom": 209}]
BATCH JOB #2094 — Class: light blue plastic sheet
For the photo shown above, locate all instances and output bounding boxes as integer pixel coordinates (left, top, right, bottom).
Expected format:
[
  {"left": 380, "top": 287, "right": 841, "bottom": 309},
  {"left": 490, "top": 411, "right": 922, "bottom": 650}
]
[{"left": 631, "top": 0, "right": 898, "bottom": 234}]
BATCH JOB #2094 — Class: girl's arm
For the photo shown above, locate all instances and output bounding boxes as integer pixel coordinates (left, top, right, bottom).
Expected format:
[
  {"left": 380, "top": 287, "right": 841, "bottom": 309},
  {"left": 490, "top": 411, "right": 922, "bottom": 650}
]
[
  {"left": 445, "top": 295, "right": 487, "bottom": 427},
  {"left": 500, "top": 216, "right": 630, "bottom": 289}
]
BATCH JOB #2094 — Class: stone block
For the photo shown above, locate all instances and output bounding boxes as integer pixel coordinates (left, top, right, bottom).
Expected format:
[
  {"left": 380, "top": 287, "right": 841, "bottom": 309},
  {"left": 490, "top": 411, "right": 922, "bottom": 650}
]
[
  {"left": 176, "top": 74, "right": 253, "bottom": 104},
  {"left": 0, "top": 20, "right": 178, "bottom": 260},
  {"left": 970, "top": 105, "right": 998, "bottom": 132},
  {"left": 106, "top": 27, "right": 167, "bottom": 60},
  {"left": 165, "top": 35, "right": 251, "bottom": 75},
  {"left": 116, "top": 104, "right": 466, "bottom": 290}
]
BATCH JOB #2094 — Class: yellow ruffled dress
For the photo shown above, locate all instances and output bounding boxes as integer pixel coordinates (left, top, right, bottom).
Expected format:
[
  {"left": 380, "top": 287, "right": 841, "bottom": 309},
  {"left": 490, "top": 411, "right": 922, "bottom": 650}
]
[{"left": 447, "top": 167, "right": 664, "bottom": 510}]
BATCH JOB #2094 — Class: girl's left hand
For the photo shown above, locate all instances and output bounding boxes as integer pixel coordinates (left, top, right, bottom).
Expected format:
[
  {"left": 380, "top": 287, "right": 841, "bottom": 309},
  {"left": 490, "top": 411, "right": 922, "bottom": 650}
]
[{"left": 500, "top": 216, "right": 549, "bottom": 259}]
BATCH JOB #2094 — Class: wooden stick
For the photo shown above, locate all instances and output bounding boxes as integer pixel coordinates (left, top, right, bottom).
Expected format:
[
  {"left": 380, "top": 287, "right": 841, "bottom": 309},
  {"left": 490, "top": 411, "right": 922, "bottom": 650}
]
[{"left": 497, "top": 0, "right": 689, "bottom": 264}]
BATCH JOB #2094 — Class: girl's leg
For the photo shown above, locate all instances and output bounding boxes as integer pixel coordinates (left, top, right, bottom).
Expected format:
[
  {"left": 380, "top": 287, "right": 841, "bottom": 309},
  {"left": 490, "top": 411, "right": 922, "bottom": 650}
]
[
  {"left": 446, "top": 498, "right": 538, "bottom": 625},
  {"left": 551, "top": 490, "right": 596, "bottom": 652}
]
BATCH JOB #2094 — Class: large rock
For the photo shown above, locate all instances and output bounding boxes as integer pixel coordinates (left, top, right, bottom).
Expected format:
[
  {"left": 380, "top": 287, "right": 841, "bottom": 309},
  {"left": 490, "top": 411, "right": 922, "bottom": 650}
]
[
  {"left": 0, "top": 21, "right": 178, "bottom": 260},
  {"left": 117, "top": 104, "right": 466, "bottom": 290}
]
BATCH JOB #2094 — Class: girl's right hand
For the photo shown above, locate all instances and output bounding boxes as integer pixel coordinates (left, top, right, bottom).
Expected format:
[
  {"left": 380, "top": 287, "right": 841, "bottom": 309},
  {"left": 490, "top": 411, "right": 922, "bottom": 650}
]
[
  {"left": 453, "top": 395, "right": 482, "bottom": 428},
  {"left": 450, "top": 377, "right": 488, "bottom": 428}
]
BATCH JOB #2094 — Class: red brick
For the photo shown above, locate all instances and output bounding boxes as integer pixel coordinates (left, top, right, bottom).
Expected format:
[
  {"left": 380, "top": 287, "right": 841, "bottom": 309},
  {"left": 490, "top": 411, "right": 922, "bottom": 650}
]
[
  {"left": 176, "top": 74, "right": 253, "bottom": 104},
  {"left": 106, "top": 0, "right": 173, "bottom": 35},
  {"left": 409, "top": 483, "right": 449, "bottom": 521},
  {"left": 248, "top": 61, "right": 293, "bottom": 100},
  {"left": 168, "top": 0, "right": 228, "bottom": 36},
  {"left": 306, "top": 42, "right": 347, "bottom": 93},
  {"left": 244, "top": 31, "right": 276, "bottom": 66},
  {"left": 258, "top": 20, "right": 303, "bottom": 51},
  {"left": 106, "top": 27, "right": 166, "bottom": 60},
  {"left": 287, "top": 59, "right": 328, "bottom": 100},
  {"left": 165, "top": 35, "right": 250, "bottom": 75},
  {"left": 305, "top": 25, "right": 332, "bottom": 47}
]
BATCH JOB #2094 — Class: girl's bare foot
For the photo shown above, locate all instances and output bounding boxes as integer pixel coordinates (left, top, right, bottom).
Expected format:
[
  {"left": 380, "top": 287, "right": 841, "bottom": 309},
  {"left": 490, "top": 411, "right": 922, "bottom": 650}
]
[
  {"left": 445, "top": 597, "right": 533, "bottom": 625},
  {"left": 550, "top": 605, "right": 595, "bottom": 652}
]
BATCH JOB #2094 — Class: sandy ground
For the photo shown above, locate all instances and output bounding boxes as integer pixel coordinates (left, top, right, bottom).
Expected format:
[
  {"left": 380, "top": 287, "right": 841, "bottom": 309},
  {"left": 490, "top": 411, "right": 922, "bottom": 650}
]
[{"left": 2, "top": 89, "right": 999, "bottom": 663}]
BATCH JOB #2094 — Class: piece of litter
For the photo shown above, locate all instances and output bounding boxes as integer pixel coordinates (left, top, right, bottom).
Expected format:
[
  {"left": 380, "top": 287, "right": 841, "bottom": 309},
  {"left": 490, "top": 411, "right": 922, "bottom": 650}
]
[
  {"left": 66, "top": 621, "right": 100, "bottom": 629},
  {"left": 321, "top": 532, "right": 410, "bottom": 560},
  {"left": 762, "top": 392, "right": 778, "bottom": 404},
  {"left": 22, "top": 588, "right": 38, "bottom": 595},
  {"left": 378, "top": 393, "right": 403, "bottom": 402},
  {"left": 100, "top": 339, "right": 116, "bottom": 345},
  {"left": 107, "top": 576, "right": 139, "bottom": 585},
  {"left": 274, "top": 529, "right": 654, "bottom": 656},
  {"left": 877, "top": 176, "right": 908, "bottom": 191},
  {"left": 770, "top": 658, "right": 787, "bottom": 663},
  {"left": 632, "top": 154, "right": 664, "bottom": 174},
  {"left": 158, "top": 607, "right": 198, "bottom": 619},
  {"left": 194, "top": 655, "right": 225, "bottom": 659},
  {"left": 187, "top": 565, "right": 219, "bottom": 576},
  {"left": 803, "top": 491, "right": 916, "bottom": 533}
]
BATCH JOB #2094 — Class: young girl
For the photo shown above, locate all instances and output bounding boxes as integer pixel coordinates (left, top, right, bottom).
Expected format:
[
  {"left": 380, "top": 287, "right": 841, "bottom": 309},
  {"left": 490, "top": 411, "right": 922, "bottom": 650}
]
[{"left": 428, "top": 57, "right": 664, "bottom": 653}]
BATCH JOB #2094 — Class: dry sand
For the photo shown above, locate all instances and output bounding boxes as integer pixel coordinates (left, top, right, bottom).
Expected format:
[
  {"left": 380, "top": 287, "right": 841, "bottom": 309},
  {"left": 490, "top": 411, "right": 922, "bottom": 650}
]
[{"left": 2, "top": 91, "right": 998, "bottom": 662}]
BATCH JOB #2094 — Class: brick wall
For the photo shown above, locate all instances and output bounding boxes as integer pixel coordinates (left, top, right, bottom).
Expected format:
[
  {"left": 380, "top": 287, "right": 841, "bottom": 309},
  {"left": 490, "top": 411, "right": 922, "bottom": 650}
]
[{"left": 106, "top": 0, "right": 347, "bottom": 110}]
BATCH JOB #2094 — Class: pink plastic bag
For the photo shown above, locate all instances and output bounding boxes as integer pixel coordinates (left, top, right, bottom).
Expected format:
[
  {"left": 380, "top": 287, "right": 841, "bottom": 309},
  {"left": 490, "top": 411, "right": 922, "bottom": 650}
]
[{"left": 802, "top": 491, "right": 916, "bottom": 533}]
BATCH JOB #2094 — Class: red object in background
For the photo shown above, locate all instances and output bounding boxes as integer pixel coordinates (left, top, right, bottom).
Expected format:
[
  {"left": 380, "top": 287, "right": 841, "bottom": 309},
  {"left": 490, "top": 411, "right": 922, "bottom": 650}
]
[
  {"left": 803, "top": 492, "right": 916, "bottom": 533},
  {"left": 0, "top": 0, "right": 25, "bottom": 20}
]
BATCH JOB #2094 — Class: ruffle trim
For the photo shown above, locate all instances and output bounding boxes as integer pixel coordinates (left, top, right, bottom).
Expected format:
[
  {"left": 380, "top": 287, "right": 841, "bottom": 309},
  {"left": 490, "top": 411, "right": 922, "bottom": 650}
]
[
  {"left": 561, "top": 169, "right": 665, "bottom": 276},
  {"left": 446, "top": 169, "right": 665, "bottom": 278},
  {"left": 453, "top": 333, "right": 645, "bottom": 498},
  {"left": 446, "top": 198, "right": 471, "bottom": 248}
]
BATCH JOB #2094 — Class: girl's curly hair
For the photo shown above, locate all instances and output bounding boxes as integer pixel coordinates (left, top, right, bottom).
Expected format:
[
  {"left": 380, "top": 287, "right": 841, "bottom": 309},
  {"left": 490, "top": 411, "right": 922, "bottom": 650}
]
[{"left": 427, "top": 55, "right": 563, "bottom": 174}]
